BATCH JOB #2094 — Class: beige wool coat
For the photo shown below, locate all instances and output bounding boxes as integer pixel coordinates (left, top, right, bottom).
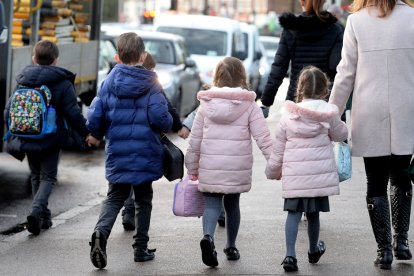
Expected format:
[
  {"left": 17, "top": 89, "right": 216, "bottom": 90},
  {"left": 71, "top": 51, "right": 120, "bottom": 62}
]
[{"left": 329, "top": 1, "right": 414, "bottom": 157}]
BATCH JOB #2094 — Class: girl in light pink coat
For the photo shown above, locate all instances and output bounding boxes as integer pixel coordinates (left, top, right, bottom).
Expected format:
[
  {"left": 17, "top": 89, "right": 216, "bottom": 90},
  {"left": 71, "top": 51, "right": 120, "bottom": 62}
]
[
  {"left": 185, "top": 57, "right": 272, "bottom": 267},
  {"left": 266, "top": 66, "right": 348, "bottom": 272}
]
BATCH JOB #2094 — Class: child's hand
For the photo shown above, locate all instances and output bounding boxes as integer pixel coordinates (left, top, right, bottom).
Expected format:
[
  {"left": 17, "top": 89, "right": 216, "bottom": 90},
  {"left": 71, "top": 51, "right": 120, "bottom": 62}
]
[
  {"left": 86, "top": 134, "right": 100, "bottom": 147},
  {"left": 188, "top": 174, "right": 198, "bottom": 181},
  {"left": 178, "top": 127, "right": 190, "bottom": 139},
  {"left": 276, "top": 172, "right": 282, "bottom": 180}
]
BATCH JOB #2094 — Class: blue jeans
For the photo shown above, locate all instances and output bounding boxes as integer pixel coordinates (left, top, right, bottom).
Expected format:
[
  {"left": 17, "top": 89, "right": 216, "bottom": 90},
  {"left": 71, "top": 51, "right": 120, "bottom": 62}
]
[
  {"left": 27, "top": 150, "right": 60, "bottom": 219},
  {"left": 95, "top": 182, "right": 153, "bottom": 249}
]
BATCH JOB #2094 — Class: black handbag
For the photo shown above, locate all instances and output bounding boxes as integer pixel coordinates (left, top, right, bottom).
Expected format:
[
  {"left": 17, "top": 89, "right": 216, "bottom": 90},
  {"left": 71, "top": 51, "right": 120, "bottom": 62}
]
[{"left": 161, "top": 134, "right": 184, "bottom": 181}]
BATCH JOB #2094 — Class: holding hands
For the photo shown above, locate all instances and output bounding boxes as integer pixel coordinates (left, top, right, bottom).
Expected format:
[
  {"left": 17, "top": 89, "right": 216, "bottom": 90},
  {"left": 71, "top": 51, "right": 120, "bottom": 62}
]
[{"left": 86, "top": 134, "right": 100, "bottom": 147}]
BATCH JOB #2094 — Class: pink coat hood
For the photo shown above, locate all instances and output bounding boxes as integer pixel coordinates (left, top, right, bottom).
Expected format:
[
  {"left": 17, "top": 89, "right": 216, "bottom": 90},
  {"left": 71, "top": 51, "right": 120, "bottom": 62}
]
[
  {"left": 185, "top": 87, "right": 272, "bottom": 194},
  {"left": 266, "top": 100, "right": 348, "bottom": 198}
]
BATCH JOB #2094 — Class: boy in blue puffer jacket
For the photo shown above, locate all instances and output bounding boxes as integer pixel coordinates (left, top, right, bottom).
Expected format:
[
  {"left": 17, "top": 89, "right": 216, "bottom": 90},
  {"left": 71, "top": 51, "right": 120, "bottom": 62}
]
[{"left": 87, "top": 32, "right": 172, "bottom": 269}]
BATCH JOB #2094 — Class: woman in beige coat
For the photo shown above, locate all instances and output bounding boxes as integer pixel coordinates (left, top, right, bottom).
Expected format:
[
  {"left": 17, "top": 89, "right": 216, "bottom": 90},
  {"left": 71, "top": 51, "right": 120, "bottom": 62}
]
[{"left": 329, "top": 0, "right": 414, "bottom": 270}]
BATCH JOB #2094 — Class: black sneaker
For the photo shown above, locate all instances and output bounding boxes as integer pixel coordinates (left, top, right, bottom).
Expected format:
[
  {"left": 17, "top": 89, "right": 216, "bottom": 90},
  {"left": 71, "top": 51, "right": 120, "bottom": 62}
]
[
  {"left": 40, "top": 218, "right": 53, "bottom": 230},
  {"left": 281, "top": 256, "right": 298, "bottom": 272},
  {"left": 27, "top": 214, "right": 41, "bottom": 235},
  {"left": 308, "top": 241, "right": 326, "bottom": 264},
  {"left": 122, "top": 213, "right": 135, "bottom": 231},
  {"left": 200, "top": 235, "right": 218, "bottom": 267},
  {"left": 89, "top": 230, "right": 107, "bottom": 269},
  {"left": 134, "top": 248, "right": 156, "bottom": 262},
  {"left": 223, "top": 247, "right": 240, "bottom": 260}
]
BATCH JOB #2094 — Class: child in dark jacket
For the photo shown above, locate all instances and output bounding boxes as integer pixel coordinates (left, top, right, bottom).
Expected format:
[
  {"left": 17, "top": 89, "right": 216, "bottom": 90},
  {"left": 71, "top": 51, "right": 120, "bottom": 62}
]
[
  {"left": 87, "top": 32, "right": 172, "bottom": 269},
  {"left": 120, "top": 51, "right": 186, "bottom": 231},
  {"left": 4, "top": 40, "right": 89, "bottom": 235}
]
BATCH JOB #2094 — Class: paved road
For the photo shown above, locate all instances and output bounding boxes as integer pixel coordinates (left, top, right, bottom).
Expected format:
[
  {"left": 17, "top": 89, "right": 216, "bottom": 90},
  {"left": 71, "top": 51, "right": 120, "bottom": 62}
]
[{"left": 0, "top": 79, "right": 412, "bottom": 275}]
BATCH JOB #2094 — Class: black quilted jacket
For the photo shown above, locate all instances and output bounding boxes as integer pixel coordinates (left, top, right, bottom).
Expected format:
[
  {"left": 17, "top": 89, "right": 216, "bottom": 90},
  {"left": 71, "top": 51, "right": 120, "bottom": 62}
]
[{"left": 261, "top": 12, "right": 343, "bottom": 105}]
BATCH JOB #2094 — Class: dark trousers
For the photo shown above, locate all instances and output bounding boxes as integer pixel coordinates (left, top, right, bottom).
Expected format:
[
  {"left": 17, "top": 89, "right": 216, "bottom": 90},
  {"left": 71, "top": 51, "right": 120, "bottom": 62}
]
[
  {"left": 363, "top": 155, "right": 412, "bottom": 198},
  {"left": 27, "top": 150, "right": 60, "bottom": 219},
  {"left": 95, "top": 182, "right": 153, "bottom": 249}
]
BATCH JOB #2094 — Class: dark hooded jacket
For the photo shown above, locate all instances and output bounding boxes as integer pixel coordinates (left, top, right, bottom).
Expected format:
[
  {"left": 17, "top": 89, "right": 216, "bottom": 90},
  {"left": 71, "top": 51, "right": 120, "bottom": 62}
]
[
  {"left": 4, "top": 65, "right": 89, "bottom": 156},
  {"left": 261, "top": 12, "right": 343, "bottom": 105},
  {"left": 87, "top": 64, "right": 172, "bottom": 185}
]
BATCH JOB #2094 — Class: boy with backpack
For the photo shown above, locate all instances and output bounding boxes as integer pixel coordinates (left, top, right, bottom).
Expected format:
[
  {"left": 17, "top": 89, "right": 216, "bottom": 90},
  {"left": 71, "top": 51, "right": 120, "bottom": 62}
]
[
  {"left": 87, "top": 32, "right": 172, "bottom": 269},
  {"left": 3, "top": 40, "right": 90, "bottom": 235}
]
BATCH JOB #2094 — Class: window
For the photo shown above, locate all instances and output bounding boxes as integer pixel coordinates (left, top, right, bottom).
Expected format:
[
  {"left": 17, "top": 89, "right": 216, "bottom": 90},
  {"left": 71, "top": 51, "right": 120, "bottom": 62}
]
[
  {"left": 144, "top": 40, "right": 175, "bottom": 64},
  {"left": 157, "top": 27, "right": 227, "bottom": 56}
]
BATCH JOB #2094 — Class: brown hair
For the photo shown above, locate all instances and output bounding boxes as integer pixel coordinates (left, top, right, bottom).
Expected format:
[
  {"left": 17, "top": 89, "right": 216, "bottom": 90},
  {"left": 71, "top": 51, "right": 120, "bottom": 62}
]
[
  {"left": 352, "top": 0, "right": 411, "bottom": 17},
  {"left": 213, "top": 57, "right": 248, "bottom": 89},
  {"left": 117, "top": 32, "right": 145, "bottom": 65},
  {"left": 33, "top": 40, "right": 59, "bottom": 65},
  {"left": 296, "top": 66, "right": 329, "bottom": 103},
  {"left": 303, "top": 0, "right": 330, "bottom": 21},
  {"left": 143, "top": 51, "right": 156, "bottom": 71}
]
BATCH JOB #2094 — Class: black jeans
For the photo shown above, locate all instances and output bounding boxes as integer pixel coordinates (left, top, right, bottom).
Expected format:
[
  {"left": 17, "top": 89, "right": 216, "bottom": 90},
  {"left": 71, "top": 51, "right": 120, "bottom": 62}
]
[
  {"left": 95, "top": 182, "right": 153, "bottom": 249},
  {"left": 363, "top": 155, "right": 412, "bottom": 198}
]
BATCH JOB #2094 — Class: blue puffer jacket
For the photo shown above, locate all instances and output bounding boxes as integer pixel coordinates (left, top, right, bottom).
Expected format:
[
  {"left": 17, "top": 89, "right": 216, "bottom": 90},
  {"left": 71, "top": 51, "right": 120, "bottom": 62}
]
[{"left": 87, "top": 64, "right": 172, "bottom": 185}]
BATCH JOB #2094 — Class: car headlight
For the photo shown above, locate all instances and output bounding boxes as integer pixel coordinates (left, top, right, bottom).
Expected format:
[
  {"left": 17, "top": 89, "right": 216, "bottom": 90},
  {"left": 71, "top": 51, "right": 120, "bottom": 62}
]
[{"left": 157, "top": 72, "right": 172, "bottom": 86}]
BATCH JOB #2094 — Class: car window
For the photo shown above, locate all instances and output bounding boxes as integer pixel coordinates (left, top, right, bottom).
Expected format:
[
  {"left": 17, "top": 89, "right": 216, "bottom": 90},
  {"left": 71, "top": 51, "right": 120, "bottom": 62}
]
[
  {"left": 144, "top": 40, "right": 175, "bottom": 64},
  {"left": 242, "top": 33, "right": 249, "bottom": 55},
  {"left": 99, "top": 40, "right": 116, "bottom": 70},
  {"left": 157, "top": 26, "right": 227, "bottom": 56},
  {"left": 174, "top": 41, "right": 186, "bottom": 64}
]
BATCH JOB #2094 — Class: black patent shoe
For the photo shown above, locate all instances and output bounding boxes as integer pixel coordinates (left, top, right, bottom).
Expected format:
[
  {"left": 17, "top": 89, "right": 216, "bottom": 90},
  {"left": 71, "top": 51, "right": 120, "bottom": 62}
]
[
  {"left": 308, "top": 241, "right": 326, "bottom": 264},
  {"left": 134, "top": 248, "right": 156, "bottom": 262},
  {"left": 281, "top": 256, "right": 298, "bottom": 272},
  {"left": 224, "top": 247, "right": 240, "bottom": 260},
  {"left": 27, "top": 213, "right": 41, "bottom": 235},
  {"left": 200, "top": 235, "right": 218, "bottom": 267},
  {"left": 218, "top": 217, "right": 225, "bottom": 227},
  {"left": 122, "top": 213, "right": 135, "bottom": 231}
]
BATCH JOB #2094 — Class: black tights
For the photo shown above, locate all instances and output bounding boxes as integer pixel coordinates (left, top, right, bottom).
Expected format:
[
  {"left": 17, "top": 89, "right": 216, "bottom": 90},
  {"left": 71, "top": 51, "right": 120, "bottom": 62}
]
[{"left": 363, "top": 155, "right": 412, "bottom": 198}]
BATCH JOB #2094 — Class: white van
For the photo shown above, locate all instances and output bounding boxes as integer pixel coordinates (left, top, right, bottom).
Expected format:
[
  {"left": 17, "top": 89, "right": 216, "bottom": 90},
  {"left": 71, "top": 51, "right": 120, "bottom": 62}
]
[
  {"left": 155, "top": 15, "right": 247, "bottom": 85},
  {"left": 240, "top": 23, "right": 263, "bottom": 96}
]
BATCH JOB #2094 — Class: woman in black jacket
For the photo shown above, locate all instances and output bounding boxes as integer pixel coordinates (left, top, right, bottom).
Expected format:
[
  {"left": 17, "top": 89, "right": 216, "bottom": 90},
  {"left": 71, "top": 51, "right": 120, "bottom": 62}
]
[{"left": 261, "top": 0, "right": 343, "bottom": 116}]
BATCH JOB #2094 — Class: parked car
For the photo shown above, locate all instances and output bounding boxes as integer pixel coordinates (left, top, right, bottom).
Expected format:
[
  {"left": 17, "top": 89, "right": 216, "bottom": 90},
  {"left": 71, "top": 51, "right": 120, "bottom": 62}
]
[
  {"left": 155, "top": 15, "right": 247, "bottom": 86},
  {"left": 102, "top": 29, "right": 202, "bottom": 117},
  {"left": 259, "top": 35, "right": 280, "bottom": 65},
  {"left": 259, "top": 35, "right": 290, "bottom": 79},
  {"left": 240, "top": 23, "right": 263, "bottom": 96},
  {"left": 98, "top": 37, "right": 117, "bottom": 90}
]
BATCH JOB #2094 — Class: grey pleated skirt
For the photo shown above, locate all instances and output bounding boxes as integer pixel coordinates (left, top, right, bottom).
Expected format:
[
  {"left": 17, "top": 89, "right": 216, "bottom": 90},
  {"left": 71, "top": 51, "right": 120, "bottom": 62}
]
[{"left": 283, "top": 196, "right": 330, "bottom": 212}]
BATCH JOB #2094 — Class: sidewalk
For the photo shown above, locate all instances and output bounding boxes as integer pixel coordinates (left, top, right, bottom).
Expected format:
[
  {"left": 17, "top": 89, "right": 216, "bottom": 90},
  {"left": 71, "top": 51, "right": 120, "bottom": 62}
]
[
  {"left": 0, "top": 79, "right": 412, "bottom": 275},
  {"left": 1, "top": 138, "right": 413, "bottom": 275}
]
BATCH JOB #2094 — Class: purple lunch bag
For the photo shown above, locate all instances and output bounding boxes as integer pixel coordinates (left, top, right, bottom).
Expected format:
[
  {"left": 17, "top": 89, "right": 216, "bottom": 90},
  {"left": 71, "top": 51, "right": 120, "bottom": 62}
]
[{"left": 172, "top": 176, "right": 205, "bottom": 217}]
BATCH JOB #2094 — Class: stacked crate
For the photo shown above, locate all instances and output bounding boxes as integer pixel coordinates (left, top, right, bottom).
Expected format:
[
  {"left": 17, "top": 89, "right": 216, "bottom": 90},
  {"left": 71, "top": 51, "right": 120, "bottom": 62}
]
[{"left": 12, "top": 0, "right": 91, "bottom": 47}]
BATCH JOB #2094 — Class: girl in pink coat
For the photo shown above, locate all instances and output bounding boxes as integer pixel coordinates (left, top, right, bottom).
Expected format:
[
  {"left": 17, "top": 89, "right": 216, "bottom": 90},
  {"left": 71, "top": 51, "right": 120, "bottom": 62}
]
[
  {"left": 185, "top": 57, "right": 272, "bottom": 267},
  {"left": 265, "top": 66, "right": 348, "bottom": 272}
]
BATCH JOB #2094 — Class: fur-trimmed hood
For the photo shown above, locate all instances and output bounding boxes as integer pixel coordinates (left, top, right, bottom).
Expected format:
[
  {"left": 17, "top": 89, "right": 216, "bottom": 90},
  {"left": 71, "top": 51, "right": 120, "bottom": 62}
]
[
  {"left": 285, "top": 100, "right": 339, "bottom": 138},
  {"left": 198, "top": 87, "right": 257, "bottom": 124},
  {"left": 279, "top": 12, "right": 338, "bottom": 40}
]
